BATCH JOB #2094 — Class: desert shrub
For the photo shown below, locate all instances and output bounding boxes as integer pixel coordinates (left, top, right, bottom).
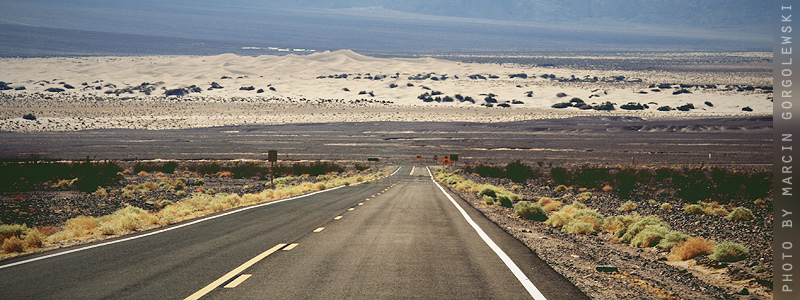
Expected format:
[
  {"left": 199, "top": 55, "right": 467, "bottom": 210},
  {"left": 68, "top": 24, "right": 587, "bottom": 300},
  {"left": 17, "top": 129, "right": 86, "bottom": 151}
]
[
  {"left": 552, "top": 102, "right": 571, "bottom": 109},
  {"left": 134, "top": 162, "right": 178, "bottom": 174},
  {"left": 478, "top": 187, "right": 499, "bottom": 198},
  {"left": 618, "top": 201, "right": 638, "bottom": 212},
  {"left": 93, "top": 187, "right": 108, "bottom": 196},
  {"left": 630, "top": 224, "right": 670, "bottom": 248},
  {"left": 710, "top": 241, "right": 749, "bottom": 262},
  {"left": 660, "top": 203, "right": 673, "bottom": 210},
  {"left": 66, "top": 216, "right": 99, "bottom": 232},
  {"left": 726, "top": 207, "right": 755, "bottom": 221},
  {"left": 514, "top": 201, "right": 547, "bottom": 221},
  {"left": 504, "top": 160, "right": 541, "bottom": 183},
  {"left": 495, "top": 194, "right": 513, "bottom": 208},
  {"left": 683, "top": 204, "right": 703, "bottom": 214},
  {"left": 621, "top": 215, "right": 665, "bottom": 244},
  {"left": 620, "top": 102, "right": 645, "bottom": 110},
  {"left": 604, "top": 213, "right": 642, "bottom": 236},
  {"left": 556, "top": 92, "right": 567, "bottom": 97},
  {"left": 670, "top": 237, "right": 715, "bottom": 261},
  {"left": 0, "top": 224, "right": 29, "bottom": 241},
  {"left": 742, "top": 106, "right": 753, "bottom": 112},
  {"left": 658, "top": 231, "right": 690, "bottom": 250},
  {"left": 23, "top": 228, "right": 45, "bottom": 248},
  {"left": 73, "top": 160, "right": 124, "bottom": 193},
  {"left": 546, "top": 203, "right": 604, "bottom": 234},
  {"left": 593, "top": 102, "right": 615, "bottom": 110},
  {"left": 544, "top": 210, "right": 572, "bottom": 228},
  {"left": 2, "top": 236, "right": 25, "bottom": 253},
  {"left": 483, "top": 195, "right": 495, "bottom": 205},
  {"left": 563, "top": 221, "right": 595, "bottom": 235},
  {"left": 538, "top": 197, "right": 563, "bottom": 211},
  {"left": 22, "top": 113, "right": 36, "bottom": 120}
]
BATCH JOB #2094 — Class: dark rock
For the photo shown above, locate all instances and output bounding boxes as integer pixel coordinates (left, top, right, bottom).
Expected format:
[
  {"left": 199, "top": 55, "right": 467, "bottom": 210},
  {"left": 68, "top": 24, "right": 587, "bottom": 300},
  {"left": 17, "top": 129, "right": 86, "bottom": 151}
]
[
  {"left": 45, "top": 87, "right": 65, "bottom": 93},
  {"left": 22, "top": 113, "right": 36, "bottom": 121},
  {"left": 596, "top": 265, "right": 618, "bottom": 272},
  {"left": 735, "top": 287, "right": 749, "bottom": 295}
]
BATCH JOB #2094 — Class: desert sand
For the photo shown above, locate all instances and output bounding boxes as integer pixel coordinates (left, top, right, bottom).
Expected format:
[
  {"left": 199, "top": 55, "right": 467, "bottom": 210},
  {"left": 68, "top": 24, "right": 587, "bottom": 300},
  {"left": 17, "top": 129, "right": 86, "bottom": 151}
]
[{"left": 0, "top": 50, "right": 772, "bottom": 132}]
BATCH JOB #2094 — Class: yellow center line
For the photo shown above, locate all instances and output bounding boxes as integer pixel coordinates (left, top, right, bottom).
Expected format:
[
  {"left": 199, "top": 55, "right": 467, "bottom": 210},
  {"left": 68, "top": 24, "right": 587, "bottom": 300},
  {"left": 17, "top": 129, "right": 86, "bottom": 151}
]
[
  {"left": 184, "top": 243, "right": 286, "bottom": 300},
  {"left": 313, "top": 227, "right": 325, "bottom": 232},
  {"left": 224, "top": 274, "right": 252, "bottom": 288},
  {"left": 358, "top": 202, "right": 364, "bottom": 206},
  {"left": 410, "top": 166, "right": 415, "bottom": 176},
  {"left": 282, "top": 243, "right": 299, "bottom": 251},
  {"left": 348, "top": 207, "right": 355, "bottom": 211},
  {"left": 334, "top": 216, "right": 343, "bottom": 220},
  {"left": 366, "top": 198, "right": 371, "bottom": 201}
]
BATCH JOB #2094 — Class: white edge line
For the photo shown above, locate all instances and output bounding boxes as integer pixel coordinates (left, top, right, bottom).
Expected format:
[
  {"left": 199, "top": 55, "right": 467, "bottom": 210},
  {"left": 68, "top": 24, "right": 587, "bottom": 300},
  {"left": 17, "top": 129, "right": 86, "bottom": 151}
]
[
  {"left": 427, "top": 166, "right": 547, "bottom": 300},
  {"left": 0, "top": 166, "right": 403, "bottom": 270}
]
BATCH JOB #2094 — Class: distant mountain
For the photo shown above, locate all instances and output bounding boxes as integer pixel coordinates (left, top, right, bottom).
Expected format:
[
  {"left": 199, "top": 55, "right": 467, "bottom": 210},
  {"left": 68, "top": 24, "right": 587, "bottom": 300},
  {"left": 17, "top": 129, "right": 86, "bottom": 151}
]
[
  {"left": 247, "top": 0, "right": 771, "bottom": 31},
  {"left": 0, "top": 0, "right": 771, "bottom": 55}
]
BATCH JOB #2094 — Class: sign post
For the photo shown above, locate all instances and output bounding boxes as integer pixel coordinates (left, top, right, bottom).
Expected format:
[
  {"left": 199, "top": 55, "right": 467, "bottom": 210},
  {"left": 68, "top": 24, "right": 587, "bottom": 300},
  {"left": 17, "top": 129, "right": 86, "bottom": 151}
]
[{"left": 268, "top": 150, "right": 278, "bottom": 185}]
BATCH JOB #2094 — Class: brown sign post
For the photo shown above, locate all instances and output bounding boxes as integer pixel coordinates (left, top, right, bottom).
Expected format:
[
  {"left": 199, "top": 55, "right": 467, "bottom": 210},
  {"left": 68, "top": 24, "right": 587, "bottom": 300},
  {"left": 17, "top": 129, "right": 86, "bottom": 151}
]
[{"left": 268, "top": 150, "right": 278, "bottom": 185}]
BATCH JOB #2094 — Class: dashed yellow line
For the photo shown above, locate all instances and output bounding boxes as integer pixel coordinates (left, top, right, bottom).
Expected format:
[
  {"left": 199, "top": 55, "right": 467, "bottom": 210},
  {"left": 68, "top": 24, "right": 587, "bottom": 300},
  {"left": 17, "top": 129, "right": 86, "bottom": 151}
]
[
  {"left": 348, "top": 208, "right": 355, "bottom": 211},
  {"left": 313, "top": 227, "right": 325, "bottom": 233},
  {"left": 224, "top": 274, "right": 252, "bottom": 288},
  {"left": 184, "top": 244, "right": 286, "bottom": 300},
  {"left": 282, "top": 243, "right": 299, "bottom": 251},
  {"left": 358, "top": 202, "right": 364, "bottom": 206},
  {"left": 334, "top": 216, "right": 343, "bottom": 220}
]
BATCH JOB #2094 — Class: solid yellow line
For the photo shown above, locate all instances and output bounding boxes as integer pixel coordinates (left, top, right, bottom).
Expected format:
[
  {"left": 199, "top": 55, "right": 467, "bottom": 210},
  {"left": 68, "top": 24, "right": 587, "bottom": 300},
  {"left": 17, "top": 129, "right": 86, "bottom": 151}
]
[
  {"left": 184, "top": 244, "right": 286, "bottom": 300},
  {"left": 282, "top": 243, "right": 299, "bottom": 251},
  {"left": 313, "top": 227, "right": 325, "bottom": 232},
  {"left": 224, "top": 274, "right": 252, "bottom": 288},
  {"left": 334, "top": 216, "right": 343, "bottom": 220}
]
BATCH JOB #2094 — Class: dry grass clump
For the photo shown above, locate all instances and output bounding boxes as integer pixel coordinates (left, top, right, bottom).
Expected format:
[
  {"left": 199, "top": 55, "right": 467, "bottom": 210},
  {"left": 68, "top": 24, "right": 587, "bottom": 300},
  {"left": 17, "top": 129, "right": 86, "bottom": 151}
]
[
  {"left": 669, "top": 237, "right": 716, "bottom": 261},
  {"left": 537, "top": 197, "right": 563, "bottom": 211},
  {"left": 657, "top": 231, "right": 690, "bottom": 250},
  {"left": 683, "top": 202, "right": 729, "bottom": 216},
  {"left": 514, "top": 201, "right": 548, "bottom": 221},
  {"left": 725, "top": 207, "right": 755, "bottom": 221},
  {"left": 545, "top": 201, "right": 604, "bottom": 234},
  {"left": 2, "top": 236, "right": 25, "bottom": 253},
  {"left": 97, "top": 205, "right": 159, "bottom": 235},
  {"left": 620, "top": 215, "right": 667, "bottom": 244},
  {"left": 630, "top": 224, "right": 670, "bottom": 248},
  {"left": 618, "top": 200, "right": 638, "bottom": 212},
  {"left": 48, "top": 215, "right": 100, "bottom": 242},
  {"left": 710, "top": 241, "right": 749, "bottom": 262},
  {"left": 660, "top": 203, "right": 673, "bottom": 210},
  {"left": 604, "top": 213, "right": 642, "bottom": 237}
]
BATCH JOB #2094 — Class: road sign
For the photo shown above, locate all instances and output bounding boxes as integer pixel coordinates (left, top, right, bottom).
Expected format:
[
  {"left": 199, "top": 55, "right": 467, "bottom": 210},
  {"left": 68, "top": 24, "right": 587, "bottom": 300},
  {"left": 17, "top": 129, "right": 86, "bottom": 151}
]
[
  {"left": 450, "top": 155, "right": 458, "bottom": 161},
  {"left": 434, "top": 155, "right": 438, "bottom": 162},
  {"left": 443, "top": 157, "right": 451, "bottom": 165},
  {"left": 416, "top": 155, "right": 421, "bottom": 161},
  {"left": 268, "top": 150, "right": 278, "bottom": 162}
]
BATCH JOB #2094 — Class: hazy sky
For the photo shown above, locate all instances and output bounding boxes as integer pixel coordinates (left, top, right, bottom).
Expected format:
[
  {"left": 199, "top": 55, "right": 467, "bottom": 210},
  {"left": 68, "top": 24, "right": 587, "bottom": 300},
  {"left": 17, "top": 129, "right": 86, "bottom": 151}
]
[{"left": 0, "top": 0, "right": 772, "bottom": 53}]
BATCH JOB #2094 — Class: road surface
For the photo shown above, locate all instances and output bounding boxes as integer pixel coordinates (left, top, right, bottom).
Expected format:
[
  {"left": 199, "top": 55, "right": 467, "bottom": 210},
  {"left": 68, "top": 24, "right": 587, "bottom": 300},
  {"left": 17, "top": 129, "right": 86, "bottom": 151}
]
[{"left": 0, "top": 165, "right": 587, "bottom": 299}]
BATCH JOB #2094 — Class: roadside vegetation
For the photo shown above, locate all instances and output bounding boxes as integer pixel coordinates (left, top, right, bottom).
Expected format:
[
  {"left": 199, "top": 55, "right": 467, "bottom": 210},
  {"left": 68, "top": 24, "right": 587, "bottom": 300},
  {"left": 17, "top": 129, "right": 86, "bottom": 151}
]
[
  {"left": 434, "top": 161, "right": 768, "bottom": 289},
  {"left": 1, "top": 159, "right": 387, "bottom": 257}
]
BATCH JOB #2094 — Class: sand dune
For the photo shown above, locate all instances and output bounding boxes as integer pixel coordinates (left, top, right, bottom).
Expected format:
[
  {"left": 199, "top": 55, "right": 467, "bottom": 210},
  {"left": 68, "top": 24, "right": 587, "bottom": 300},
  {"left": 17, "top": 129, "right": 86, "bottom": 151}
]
[{"left": 0, "top": 50, "right": 772, "bottom": 132}]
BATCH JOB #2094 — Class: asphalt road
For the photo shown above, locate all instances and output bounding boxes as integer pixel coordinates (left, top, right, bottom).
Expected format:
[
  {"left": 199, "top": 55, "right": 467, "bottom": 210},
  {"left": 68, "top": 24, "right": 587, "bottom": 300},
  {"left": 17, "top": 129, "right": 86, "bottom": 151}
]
[{"left": 0, "top": 165, "right": 587, "bottom": 300}]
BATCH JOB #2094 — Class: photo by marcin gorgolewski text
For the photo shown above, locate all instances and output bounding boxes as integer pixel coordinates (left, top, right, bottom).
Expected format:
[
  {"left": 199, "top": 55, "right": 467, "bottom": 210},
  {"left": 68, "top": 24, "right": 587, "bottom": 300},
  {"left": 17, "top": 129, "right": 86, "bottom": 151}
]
[{"left": 777, "top": 3, "right": 799, "bottom": 300}]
